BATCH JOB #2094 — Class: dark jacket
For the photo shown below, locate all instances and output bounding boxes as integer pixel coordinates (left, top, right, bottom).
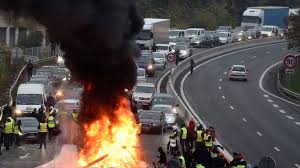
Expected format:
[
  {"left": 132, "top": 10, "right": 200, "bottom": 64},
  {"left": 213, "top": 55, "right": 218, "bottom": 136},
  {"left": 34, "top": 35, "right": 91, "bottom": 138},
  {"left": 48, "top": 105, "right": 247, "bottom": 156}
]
[
  {"left": 212, "top": 155, "right": 227, "bottom": 168},
  {"left": 193, "top": 147, "right": 212, "bottom": 168}
]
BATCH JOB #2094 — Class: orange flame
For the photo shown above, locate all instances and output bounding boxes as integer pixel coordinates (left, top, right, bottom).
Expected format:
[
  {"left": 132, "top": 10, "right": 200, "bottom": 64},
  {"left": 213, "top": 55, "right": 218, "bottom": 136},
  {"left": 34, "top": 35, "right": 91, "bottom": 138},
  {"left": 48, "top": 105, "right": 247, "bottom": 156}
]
[{"left": 78, "top": 97, "right": 141, "bottom": 168}]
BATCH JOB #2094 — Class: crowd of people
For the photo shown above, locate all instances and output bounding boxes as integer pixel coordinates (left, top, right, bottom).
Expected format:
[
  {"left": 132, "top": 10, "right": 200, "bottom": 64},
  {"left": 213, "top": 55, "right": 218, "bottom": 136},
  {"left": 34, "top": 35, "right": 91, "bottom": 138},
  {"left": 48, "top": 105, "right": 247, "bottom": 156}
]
[{"left": 155, "top": 119, "right": 252, "bottom": 168}]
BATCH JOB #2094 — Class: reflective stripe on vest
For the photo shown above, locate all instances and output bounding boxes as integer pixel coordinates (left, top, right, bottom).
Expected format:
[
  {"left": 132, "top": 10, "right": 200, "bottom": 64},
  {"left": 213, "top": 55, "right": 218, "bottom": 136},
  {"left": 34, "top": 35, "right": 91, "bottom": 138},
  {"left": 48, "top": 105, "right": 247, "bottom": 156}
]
[
  {"left": 48, "top": 116, "right": 55, "bottom": 128},
  {"left": 196, "top": 130, "right": 203, "bottom": 142},
  {"left": 4, "top": 122, "right": 13, "bottom": 134},
  {"left": 204, "top": 134, "right": 213, "bottom": 147},
  {"left": 196, "top": 164, "right": 205, "bottom": 168},
  {"left": 181, "top": 127, "right": 187, "bottom": 140},
  {"left": 179, "top": 155, "right": 186, "bottom": 168},
  {"left": 39, "top": 123, "right": 48, "bottom": 133},
  {"left": 14, "top": 124, "right": 20, "bottom": 134},
  {"left": 236, "top": 165, "right": 246, "bottom": 168}
]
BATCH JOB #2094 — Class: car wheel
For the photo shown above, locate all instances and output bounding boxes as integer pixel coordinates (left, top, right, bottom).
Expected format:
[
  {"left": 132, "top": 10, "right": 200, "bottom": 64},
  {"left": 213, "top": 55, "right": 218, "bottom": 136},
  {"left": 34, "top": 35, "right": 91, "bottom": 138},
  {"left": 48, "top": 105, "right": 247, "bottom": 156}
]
[
  {"left": 244, "top": 79, "right": 247, "bottom": 81},
  {"left": 210, "top": 44, "right": 214, "bottom": 48},
  {"left": 229, "top": 78, "right": 232, "bottom": 81}
]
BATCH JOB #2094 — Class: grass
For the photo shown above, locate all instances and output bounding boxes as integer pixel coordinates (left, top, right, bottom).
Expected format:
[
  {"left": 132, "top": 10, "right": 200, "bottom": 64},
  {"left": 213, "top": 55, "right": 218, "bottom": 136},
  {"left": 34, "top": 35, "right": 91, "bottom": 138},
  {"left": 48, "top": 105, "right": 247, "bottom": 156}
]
[{"left": 281, "top": 61, "right": 300, "bottom": 94}]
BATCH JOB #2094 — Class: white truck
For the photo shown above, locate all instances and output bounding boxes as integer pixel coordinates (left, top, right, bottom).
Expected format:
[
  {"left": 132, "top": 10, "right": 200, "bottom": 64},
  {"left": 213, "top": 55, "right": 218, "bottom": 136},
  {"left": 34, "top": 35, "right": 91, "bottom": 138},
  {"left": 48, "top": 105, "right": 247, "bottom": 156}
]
[{"left": 136, "top": 18, "right": 170, "bottom": 49}]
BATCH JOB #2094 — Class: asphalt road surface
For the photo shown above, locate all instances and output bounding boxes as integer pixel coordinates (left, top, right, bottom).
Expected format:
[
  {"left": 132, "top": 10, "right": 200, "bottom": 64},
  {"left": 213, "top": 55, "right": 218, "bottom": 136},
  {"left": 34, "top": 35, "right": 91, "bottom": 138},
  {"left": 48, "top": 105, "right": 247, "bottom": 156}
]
[{"left": 181, "top": 42, "right": 300, "bottom": 167}]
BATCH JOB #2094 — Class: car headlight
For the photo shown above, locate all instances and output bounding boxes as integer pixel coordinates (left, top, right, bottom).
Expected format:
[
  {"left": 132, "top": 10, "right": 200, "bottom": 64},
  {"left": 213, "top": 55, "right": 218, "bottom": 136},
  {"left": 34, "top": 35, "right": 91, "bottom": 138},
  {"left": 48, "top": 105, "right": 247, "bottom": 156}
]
[
  {"left": 62, "top": 77, "right": 67, "bottom": 81},
  {"left": 268, "top": 32, "right": 272, "bottom": 36},
  {"left": 147, "top": 64, "right": 154, "bottom": 70},
  {"left": 152, "top": 123, "right": 159, "bottom": 126},
  {"left": 238, "top": 38, "right": 242, "bottom": 41},
  {"left": 238, "top": 33, "right": 243, "bottom": 36},
  {"left": 15, "top": 109, "right": 22, "bottom": 115},
  {"left": 195, "top": 41, "right": 200, "bottom": 44},
  {"left": 56, "top": 90, "right": 63, "bottom": 97},
  {"left": 247, "top": 36, "right": 252, "bottom": 39},
  {"left": 172, "top": 107, "right": 178, "bottom": 114}
]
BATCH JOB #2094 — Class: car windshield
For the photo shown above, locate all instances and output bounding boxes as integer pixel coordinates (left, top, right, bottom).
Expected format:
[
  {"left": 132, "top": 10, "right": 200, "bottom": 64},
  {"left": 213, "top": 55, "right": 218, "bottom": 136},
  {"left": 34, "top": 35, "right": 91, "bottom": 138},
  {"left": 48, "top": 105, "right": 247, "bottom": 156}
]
[
  {"left": 153, "top": 53, "right": 165, "bottom": 58},
  {"left": 242, "top": 16, "right": 260, "bottom": 24},
  {"left": 30, "top": 79, "right": 48, "bottom": 85},
  {"left": 169, "top": 30, "right": 180, "bottom": 36},
  {"left": 135, "top": 86, "right": 155, "bottom": 93},
  {"left": 186, "top": 30, "right": 198, "bottom": 35},
  {"left": 137, "top": 69, "right": 145, "bottom": 77},
  {"left": 218, "top": 33, "right": 228, "bottom": 37},
  {"left": 36, "top": 71, "right": 53, "bottom": 78},
  {"left": 136, "top": 56, "right": 152, "bottom": 63},
  {"left": 261, "top": 27, "right": 273, "bottom": 31},
  {"left": 20, "top": 119, "right": 39, "bottom": 127},
  {"left": 154, "top": 98, "right": 173, "bottom": 105},
  {"left": 151, "top": 107, "right": 173, "bottom": 114},
  {"left": 157, "top": 45, "right": 169, "bottom": 51},
  {"left": 17, "top": 94, "right": 43, "bottom": 105},
  {"left": 232, "top": 66, "right": 246, "bottom": 72},
  {"left": 234, "top": 27, "right": 243, "bottom": 32},
  {"left": 174, "top": 45, "right": 186, "bottom": 50},
  {"left": 140, "top": 113, "right": 161, "bottom": 120}
]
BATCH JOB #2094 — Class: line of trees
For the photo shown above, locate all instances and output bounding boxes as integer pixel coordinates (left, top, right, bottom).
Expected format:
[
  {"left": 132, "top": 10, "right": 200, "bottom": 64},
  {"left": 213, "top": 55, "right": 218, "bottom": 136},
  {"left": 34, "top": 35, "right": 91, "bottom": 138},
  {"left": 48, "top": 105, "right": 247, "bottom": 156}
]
[{"left": 137, "top": 0, "right": 300, "bottom": 29}]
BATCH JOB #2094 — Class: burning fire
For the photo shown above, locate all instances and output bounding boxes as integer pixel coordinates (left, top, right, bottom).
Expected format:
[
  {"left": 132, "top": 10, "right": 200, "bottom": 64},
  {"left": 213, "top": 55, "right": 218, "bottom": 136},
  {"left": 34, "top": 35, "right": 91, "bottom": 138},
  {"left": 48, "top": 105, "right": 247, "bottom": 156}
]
[{"left": 78, "top": 97, "right": 141, "bottom": 168}]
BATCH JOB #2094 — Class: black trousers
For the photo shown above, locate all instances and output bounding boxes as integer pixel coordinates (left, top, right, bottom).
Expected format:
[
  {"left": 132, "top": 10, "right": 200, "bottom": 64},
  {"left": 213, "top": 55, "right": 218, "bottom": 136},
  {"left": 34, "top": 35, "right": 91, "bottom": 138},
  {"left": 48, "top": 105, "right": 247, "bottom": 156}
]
[
  {"left": 4, "top": 133, "right": 13, "bottom": 149},
  {"left": 48, "top": 128, "right": 54, "bottom": 141},
  {"left": 14, "top": 134, "right": 20, "bottom": 146},
  {"left": 39, "top": 132, "right": 47, "bottom": 148}
]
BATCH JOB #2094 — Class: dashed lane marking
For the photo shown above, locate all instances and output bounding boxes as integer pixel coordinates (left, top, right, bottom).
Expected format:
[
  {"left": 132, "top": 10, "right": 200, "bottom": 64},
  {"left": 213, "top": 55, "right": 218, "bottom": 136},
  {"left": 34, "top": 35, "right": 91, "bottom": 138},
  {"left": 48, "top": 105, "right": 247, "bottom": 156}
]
[
  {"left": 267, "top": 99, "right": 274, "bottom": 103},
  {"left": 256, "top": 132, "right": 263, "bottom": 136},
  {"left": 286, "top": 115, "right": 295, "bottom": 120},
  {"left": 279, "top": 110, "right": 286, "bottom": 114},
  {"left": 242, "top": 118, "right": 247, "bottom": 122},
  {"left": 219, "top": 86, "right": 222, "bottom": 90},
  {"left": 295, "top": 122, "right": 300, "bottom": 126},
  {"left": 273, "top": 147, "right": 280, "bottom": 152},
  {"left": 295, "top": 164, "right": 300, "bottom": 168},
  {"left": 263, "top": 94, "right": 269, "bottom": 98},
  {"left": 241, "top": 60, "right": 245, "bottom": 63},
  {"left": 252, "top": 56, "right": 257, "bottom": 59},
  {"left": 222, "top": 96, "right": 226, "bottom": 99},
  {"left": 266, "top": 51, "right": 271, "bottom": 54},
  {"left": 272, "top": 104, "right": 279, "bottom": 108},
  {"left": 230, "top": 106, "right": 235, "bottom": 110},
  {"left": 219, "top": 78, "right": 223, "bottom": 82},
  {"left": 19, "top": 153, "right": 31, "bottom": 160},
  {"left": 224, "top": 72, "right": 227, "bottom": 75}
]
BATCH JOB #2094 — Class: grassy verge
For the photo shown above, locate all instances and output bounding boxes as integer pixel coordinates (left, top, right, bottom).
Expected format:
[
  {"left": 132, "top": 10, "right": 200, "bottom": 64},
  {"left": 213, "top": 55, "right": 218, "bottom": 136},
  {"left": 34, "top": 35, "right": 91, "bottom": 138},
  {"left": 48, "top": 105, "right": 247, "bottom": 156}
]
[{"left": 280, "top": 60, "right": 300, "bottom": 94}]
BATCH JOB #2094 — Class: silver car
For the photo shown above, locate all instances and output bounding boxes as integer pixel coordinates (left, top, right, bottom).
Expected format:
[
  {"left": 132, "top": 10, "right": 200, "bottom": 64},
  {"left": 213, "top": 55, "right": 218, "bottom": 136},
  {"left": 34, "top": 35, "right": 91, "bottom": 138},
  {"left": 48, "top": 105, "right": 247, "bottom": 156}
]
[
  {"left": 153, "top": 52, "right": 166, "bottom": 68},
  {"left": 229, "top": 65, "right": 248, "bottom": 81}
]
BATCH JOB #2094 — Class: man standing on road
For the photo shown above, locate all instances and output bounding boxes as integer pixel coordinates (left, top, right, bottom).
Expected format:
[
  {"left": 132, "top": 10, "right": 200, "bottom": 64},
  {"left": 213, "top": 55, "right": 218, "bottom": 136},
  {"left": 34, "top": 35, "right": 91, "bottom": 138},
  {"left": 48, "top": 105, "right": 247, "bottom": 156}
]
[
  {"left": 180, "top": 123, "right": 188, "bottom": 153},
  {"left": 175, "top": 47, "right": 180, "bottom": 66},
  {"left": 190, "top": 59, "right": 195, "bottom": 74},
  {"left": 195, "top": 125, "right": 204, "bottom": 149},
  {"left": 71, "top": 109, "right": 79, "bottom": 122},
  {"left": 38, "top": 118, "right": 48, "bottom": 149},
  {"left": 187, "top": 119, "right": 195, "bottom": 150},
  {"left": 26, "top": 60, "right": 34, "bottom": 81},
  {"left": 13, "top": 120, "right": 22, "bottom": 146},
  {"left": 3, "top": 118, "right": 14, "bottom": 150},
  {"left": 47, "top": 113, "right": 56, "bottom": 141}
]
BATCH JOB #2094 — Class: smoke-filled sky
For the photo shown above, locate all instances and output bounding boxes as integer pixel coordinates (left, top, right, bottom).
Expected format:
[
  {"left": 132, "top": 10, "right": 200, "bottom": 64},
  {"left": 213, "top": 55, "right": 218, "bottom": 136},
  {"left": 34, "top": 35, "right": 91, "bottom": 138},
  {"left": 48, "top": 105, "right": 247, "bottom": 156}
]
[{"left": 0, "top": 0, "right": 143, "bottom": 103}]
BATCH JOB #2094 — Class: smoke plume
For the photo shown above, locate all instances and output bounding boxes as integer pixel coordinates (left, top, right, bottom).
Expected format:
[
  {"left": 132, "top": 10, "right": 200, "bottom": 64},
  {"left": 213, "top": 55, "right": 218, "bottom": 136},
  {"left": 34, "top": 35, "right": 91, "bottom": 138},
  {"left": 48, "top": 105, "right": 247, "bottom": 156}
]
[{"left": 0, "top": 0, "right": 144, "bottom": 123}]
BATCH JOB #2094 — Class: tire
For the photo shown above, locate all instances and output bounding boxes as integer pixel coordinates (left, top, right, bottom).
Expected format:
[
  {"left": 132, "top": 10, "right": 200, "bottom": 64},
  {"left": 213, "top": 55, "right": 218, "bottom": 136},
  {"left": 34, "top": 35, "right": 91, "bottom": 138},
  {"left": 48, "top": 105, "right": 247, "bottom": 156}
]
[{"left": 229, "top": 78, "right": 232, "bottom": 81}]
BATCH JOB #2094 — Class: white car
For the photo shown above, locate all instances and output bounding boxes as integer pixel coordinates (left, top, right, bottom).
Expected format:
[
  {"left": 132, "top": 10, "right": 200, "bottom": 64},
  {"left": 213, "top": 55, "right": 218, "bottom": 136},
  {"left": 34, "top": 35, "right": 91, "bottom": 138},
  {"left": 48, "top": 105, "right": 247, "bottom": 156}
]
[
  {"left": 150, "top": 104, "right": 176, "bottom": 127},
  {"left": 132, "top": 83, "right": 156, "bottom": 108},
  {"left": 156, "top": 44, "right": 171, "bottom": 55},
  {"left": 153, "top": 52, "right": 166, "bottom": 68},
  {"left": 229, "top": 65, "right": 248, "bottom": 81},
  {"left": 137, "top": 68, "right": 146, "bottom": 83},
  {"left": 218, "top": 32, "right": 233, "bottom": 44},
  {"left": 171, "top": 44, "right": 190, "bottom": 60},
  {"left": 260, "top": 25, "right": 279, "bottom": 37}
]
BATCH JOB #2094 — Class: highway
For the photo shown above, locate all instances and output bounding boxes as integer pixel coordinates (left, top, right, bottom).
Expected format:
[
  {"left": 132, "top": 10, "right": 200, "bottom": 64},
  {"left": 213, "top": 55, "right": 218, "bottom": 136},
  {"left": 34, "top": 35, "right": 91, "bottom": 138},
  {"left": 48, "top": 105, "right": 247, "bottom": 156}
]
[{"left": 179, "top": 43, "right": 300, "bottom": 167}]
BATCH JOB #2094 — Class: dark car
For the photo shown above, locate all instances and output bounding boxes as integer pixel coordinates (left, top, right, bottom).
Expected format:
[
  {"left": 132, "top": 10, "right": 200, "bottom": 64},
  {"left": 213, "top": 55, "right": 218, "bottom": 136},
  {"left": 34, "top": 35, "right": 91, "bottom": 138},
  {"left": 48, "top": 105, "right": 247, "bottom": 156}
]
[
  {"left": 136, "top": 54, "right": 156, "bottom": 77},
  {"left": 16, "top": 117, "right": 39, "bottom": 141},
  {"left": 206, "top": 31, "right": 220, "bottom": 46},
  {"left": 190, "top": 35, "right": 214, "bottom": 48},
  {"left": 138, "top": 111, "right": 167, "bottom": 134}
]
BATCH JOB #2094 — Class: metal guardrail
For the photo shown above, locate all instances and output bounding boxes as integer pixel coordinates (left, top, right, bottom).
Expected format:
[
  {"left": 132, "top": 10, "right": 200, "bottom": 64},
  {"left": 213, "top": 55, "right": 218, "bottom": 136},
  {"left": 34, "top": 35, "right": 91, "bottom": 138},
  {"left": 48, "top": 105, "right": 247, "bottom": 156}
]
[
  {"left": 0, "top": 56, "right": 55, "bottom": 121},
  {"left": 166, "top": 37, "right": 286, "bottom": 163}
]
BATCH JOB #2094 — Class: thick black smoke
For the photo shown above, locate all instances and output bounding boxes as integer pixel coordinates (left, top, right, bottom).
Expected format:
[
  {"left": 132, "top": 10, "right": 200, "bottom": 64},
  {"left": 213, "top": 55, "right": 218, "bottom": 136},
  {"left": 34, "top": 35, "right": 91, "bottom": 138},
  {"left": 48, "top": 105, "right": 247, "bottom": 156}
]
[{"left": 0, "top": 0, "right": 143, "bottom": 122}]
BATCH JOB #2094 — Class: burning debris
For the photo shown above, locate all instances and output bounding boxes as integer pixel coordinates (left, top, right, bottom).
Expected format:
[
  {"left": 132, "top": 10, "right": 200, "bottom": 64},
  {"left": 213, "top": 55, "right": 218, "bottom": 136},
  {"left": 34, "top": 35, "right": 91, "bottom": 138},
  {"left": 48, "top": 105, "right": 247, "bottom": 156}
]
[{"left": 0, "top": 0, "right": 144, "bottom": 167}]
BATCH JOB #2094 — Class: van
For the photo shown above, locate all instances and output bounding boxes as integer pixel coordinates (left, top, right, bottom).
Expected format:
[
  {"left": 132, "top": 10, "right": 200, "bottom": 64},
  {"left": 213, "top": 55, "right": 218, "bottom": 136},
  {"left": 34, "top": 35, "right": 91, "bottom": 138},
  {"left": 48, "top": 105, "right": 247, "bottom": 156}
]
[{"left": 15, "top": 83, "right": 46, "bottom": 115}]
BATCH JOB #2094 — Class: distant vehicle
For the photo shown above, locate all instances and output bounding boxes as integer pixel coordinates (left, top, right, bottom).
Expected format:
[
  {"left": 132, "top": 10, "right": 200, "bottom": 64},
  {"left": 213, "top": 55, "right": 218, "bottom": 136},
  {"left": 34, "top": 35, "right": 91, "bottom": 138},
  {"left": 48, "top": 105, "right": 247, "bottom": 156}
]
[
  {"left": 57, "top": 55, "right": 65, "bottom": 68},
  {"left": 206, "top": 31, "right": 220, "bottom": 46},
  {"left": 136, "top": 18, "right": 170, "bottom": 49},
  {"left": 135, "top": 54, "right": 156, "bottom": 77},
  {"left": 151, "top": 104, "right": 176, "bottom": 127},
  {"left": 241, "top": 6, "right": 290, "bottom": 29},
  {"left": 52, "top": 99, "right": 80, "bottom": 118},
  {"left": 229, "top": 65, "right": 248, "bottom": 81},
  {"left": 153, "top": 52, "right": 166, "bottom": 69},
  {"left": 15, "top": 83, "right": 46, "bottom": 115},
  {"left": 138, "top": 111, "right": 167, "bottom": 133},
  {"left": 216, "top": 26, "right": 233, "bottom": 33},
  {"left": 152, "top": 93, "right": 174, "bottom": 107},
  {"left": 185, "top": 28, "right": 205, "bottom": 39},
  {"left": 260, "top": 25, "right": 279, "bottom": 37},
  {"left": 16, "top": 117, "right": 39, "bottom": 141},
  {"left": 132, "top": 83, "right": 156, "bottom": 109},
  {"left": 35, "top": 69, "right": 55, "bottom": 83},
  {"left": 190, "top": 35, "right": 214, "bottom": 48},
  {"left": 218, "top": 32, "right": 233, "bottom": 44},
  {"left": 232, "top": 26, "right": 247, "bottom": 42},
  {"left": 171, "top": 44, "right": 191, "bottom": 60},
  {"left": 39, "top": 66, "right": 70, "bottom": 83},
  {"left": 137, "top": 68, "right": 146, "bottom": 83},
  {"left": 169, "top": 29, "right": 186, "bottom": 40},
  {"left": 155, "top": 44, "right": 172, "bottom": 55},
  {"left": 29, "top": 77, "right": 53, "bottom": 96}
]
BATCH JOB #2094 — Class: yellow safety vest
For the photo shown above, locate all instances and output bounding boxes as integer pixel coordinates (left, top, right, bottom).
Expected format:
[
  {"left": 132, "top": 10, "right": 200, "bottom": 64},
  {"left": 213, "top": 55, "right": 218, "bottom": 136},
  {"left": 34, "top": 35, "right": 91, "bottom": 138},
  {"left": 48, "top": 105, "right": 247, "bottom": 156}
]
[
  {"left": 60, "top": 111, "right": 68, "bottom": 120},
  {"left": 39, "top": 123, "right": 48, "bottom": 133},
  {"left": 196, "top": 164, "right": 205, "bottom": 168},
  {"left": 236, "top": 165, "right": 246, "bottom": 168},
  {"left": 196, "top": 130, "right": 203, "bottom": 142},
  {"left": 179, "top": 155, "right": 186, "bottom": 168},
  {"left": 72, "top": 112, "right": 78, "bottom": 121},
  {"left": 204, "top": 134, "right": 213, "bottom": 147},
  {"left": 8, "top": 117, "right": 14, "bottom": 124},
  {"left": 14, "top": 124, "right": 20, "bottom": 135},
  {"left": 181, "top": 127, "right": 187, "bottom": 140},
  {"left": 4, "top": 121, "right": 13, "bottom": 134},
  {"left": 48, "top": 116, "right": 55, "bottom": 128},
  {"left": 169, "top": 131, "right": 177, "bottom": 139}
]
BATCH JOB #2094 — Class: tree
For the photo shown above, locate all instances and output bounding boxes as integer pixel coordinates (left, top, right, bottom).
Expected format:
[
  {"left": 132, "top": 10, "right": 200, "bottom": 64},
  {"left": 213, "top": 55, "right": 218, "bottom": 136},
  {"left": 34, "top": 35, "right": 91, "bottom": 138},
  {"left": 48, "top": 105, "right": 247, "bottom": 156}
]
[
  {"left": 17, "top": 31, "right": 43, "bottom": 49},
  {"left": 287, "top": 12, "right": 300, "bottom": 51}
]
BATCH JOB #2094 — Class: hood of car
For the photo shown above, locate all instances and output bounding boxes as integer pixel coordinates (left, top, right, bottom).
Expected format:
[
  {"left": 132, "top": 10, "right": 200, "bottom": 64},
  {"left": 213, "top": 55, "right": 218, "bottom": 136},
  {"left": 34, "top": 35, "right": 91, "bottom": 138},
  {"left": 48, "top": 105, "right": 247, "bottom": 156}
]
[
  {"left": 139, "top": 118, "right": 161, "bottom": 124},
  {"left": 133, "top": 92, "right": 153, "bottom": 98},
  {"left": 219, "top": 37, "right": 228, "bottom": 40}
]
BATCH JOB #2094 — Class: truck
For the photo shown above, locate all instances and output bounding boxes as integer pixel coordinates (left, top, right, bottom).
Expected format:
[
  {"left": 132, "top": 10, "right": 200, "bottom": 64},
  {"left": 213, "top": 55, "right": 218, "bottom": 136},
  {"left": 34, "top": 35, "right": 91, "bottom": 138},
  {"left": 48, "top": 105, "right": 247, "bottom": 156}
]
[
  {"left": 136, "top": 18, "right": 170, "bottom": 49},
  {"left": 241, "top": 6, "right": 290, "bottom": 29}
]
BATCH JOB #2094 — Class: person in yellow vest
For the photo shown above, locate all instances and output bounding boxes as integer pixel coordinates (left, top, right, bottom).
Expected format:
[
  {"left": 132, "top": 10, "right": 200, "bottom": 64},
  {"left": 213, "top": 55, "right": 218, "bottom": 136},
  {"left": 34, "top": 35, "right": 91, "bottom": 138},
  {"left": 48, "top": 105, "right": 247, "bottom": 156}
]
[
  {"left": 38, "top": 118, "right": 48, "bottom": 149},
  {"left": 195, "top": 125, "right": 204, "bottom": 150},
  {"left": 178, "top": 151, "right": 186, "bottom": 168},
  {"left": 71, "top": 109, "right": 79, "bottom": 122},
  {"left": 4, "top": 118, "right": 14, "bottom": 150},
  {"left": 195, "top": 162, "right": 205, "bottom": 168},
  {"left": 47, "top": 113, "right": 56, "bottom": 141},
  {"left": 204, "top": 129, "right": 213, "bottom": 152},
  {"left": 180, "top": 123, "right": 188, "bottom": 153},
  {"left": 13, "top": 120, "right": 22, "bottom": 146},
  {"left": 59, "top": 107, "right": 68, "bottom": 121}
]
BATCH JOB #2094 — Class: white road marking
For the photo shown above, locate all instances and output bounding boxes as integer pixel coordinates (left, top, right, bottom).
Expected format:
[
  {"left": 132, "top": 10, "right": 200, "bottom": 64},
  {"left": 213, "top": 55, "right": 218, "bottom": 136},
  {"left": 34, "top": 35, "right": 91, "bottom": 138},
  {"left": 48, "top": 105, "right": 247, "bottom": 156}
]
[
  {"left": 219, "top": 78, "right": 223, "bottom": 82},
  {"left": 19, "top": 153, "right": 31, "bottom": 159},
  {"left": 263, "top": 94, "right": 269, "bottom": 98},
  {"left": 156, "top": 70, "right": 171, "bottom": 93},
  {"left": 294, "top": 164, "right": 300, "bottom": 168},
  {"left": 266, "top": 51, "right": 271, "bottom": 54},
  {"left": 224, "top": 72, "right": 227, "bottom": 75},
  {"left": 279, "top": 110, "right": 286, "bottom": 114},
  {"left": 256, "top": 132, "right": 263, "bottom": 136},
  {"left": 286, "top": 115, "right": 295, "bottom": 120},
  {"left": 294, "top": 122, "right": 300, "bottom": 126},
  {"left": 252, "top": 56, "right": 257, "bottom": 59},
  {"left": 242, "top": 118, "right": 247, "bottom": 122},
  {"left": 267, "top": 99, "right": 274, "bottom": 103},
  {"left": 230, "top": 106, "right": 235, "bottom": 110},
  {"left": 241, "top": 60, "right": 245, "bottom": 63},
  {"left": 219, "top": 86, "right": 222, "bottom": 90},
  {"left": 282, "top": 47, "right": 286, "bottom": 50},
  {"left": 273, "top": 147, "right": 280, "bottom": 152},
  {"left": 259, "top": 61, "right": 300, "bottom": 107},
  {"left": 222, "top": 96, "right": 226, "bottom": 99},
  {"left": 272, "top": 104, "right": 279, "bottom": 108}
]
